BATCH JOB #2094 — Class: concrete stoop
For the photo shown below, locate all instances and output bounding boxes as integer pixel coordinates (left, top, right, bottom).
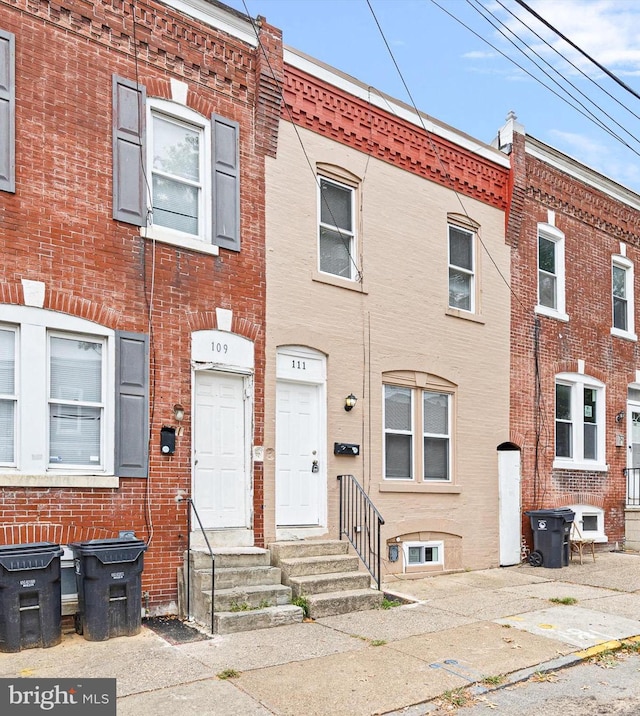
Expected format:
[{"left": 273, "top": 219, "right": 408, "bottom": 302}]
[
  {"left": 180, "top": 547, "right": 304, "bottom": 635},
  {"left": 269, "top": 539, "right": 384, "bottom": 618}
]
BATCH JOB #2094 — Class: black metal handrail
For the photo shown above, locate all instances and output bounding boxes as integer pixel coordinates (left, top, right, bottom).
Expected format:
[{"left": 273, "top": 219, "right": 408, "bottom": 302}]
[
  {"left": 624, "top": 468, "right": 640, "bottom": 507},
  {"left": 177, "top": 495, "right": 216, "bottom": 634},
  {"left": 337, "top": 474, "right": 385, "bottom": 590}
]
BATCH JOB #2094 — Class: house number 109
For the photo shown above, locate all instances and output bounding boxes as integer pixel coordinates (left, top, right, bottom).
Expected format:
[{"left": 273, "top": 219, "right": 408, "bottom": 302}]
[
  {"left": 292, "top": 360, "right": 306, "bottom": 370},
  {"left": 211, "top": 342, "right": 228, "bottom": 354}
]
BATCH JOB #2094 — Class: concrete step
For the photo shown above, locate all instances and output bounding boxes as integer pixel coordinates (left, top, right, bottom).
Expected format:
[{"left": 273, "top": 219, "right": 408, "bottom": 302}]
[
  {"left": 279, "top": 554, "right": 360, "bottom": 580},
  {"left": 199, "top": 565, "right": 283, "bottom": 590},
  {"left": 213, "top": 604, "right": 304, "bottom": 634},
  {"left": 269, "top": 540, "right": 349, "bottom": 564},
  {"left": 306, "top": 588, "right": 384, "bottom": 619},
  {"left": 214, "top": 584, "right": 292, "bottom": 611},
  {"left": 288, "top": 570, "right": 372, "bottom": 598},
  {"left": 188, "top": 547, "right": 270, "bottom": 570}
]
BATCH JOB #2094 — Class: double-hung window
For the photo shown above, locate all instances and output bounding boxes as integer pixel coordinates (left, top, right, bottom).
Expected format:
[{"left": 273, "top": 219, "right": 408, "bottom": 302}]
[
  {"left": 384, "top": 385, "right": 452, "bottom": 481},
  {"left": 555, "top": 373, "right": 605, "bottom": 470},
  {"left": 537, "top": 224, "right": 567, "bottom": 320},
  {"left": 148, "top": 101, "right": 211, "bottom": 245},
  {"left": 611, "top": 255, "right": 635, "bottom": 339},
  {"left": 318, "top": 176, "right": 356, "bottom": 280},
  {"left": 448, "top": 225, "right": 475, "bottom": 311},
  {"left": 0, "top": 306, "right": 149, "bottom": 485}
]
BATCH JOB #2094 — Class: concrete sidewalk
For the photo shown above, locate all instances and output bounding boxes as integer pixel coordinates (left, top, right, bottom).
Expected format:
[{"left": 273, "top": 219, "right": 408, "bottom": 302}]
[{"left": 2, "top": 552, "right": 640, "bottom": 715}]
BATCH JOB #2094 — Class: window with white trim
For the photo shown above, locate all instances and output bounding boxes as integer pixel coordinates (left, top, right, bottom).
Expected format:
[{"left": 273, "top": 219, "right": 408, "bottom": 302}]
[
  {"left": 384, "top": 385, "right": 452, "bottom": 481},
  {"left": 318, "top": 176, "right": 356, "bottom": 280},
  {"left": 537, "top": 224, "right": 567, "bottom": 320},
  {"left": 0, "top": 326, "right": 16, "bottom": 464},
  {"left": 403, "top": 541, "right": 444, "bottom": 568},
  {"left": 555, "top": 373, "right": 605, "bottom": 469},
  {"left": 448, "top": 224, "right": 475, "bottom": 312},
  {"left": 148, "top": 100, "right": 211, "bottom": 244},
  {"left": 564, "top": 504, "right": 607, "bottom": 543},
  {"left": 612, "top": 255, "right": 636, "bottom": 339}
]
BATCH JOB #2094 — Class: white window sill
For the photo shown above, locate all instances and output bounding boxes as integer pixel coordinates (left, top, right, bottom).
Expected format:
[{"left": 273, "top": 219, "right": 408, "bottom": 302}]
[
  {"left": 142, "top": 226, "right": 219, "bottom": 256},
  {"left": 535, "top": 305, "right": 569, "bottom": 322},
  {"left": 552, "top": 460, "right": 608, "bottom": 473},
  {"left": 312, "top": 270, "right": 366, "bottom": 293},
  {"left": 379, "top": 481, "right": 461, "bottom": 494},
  {"left": 0, "top": 474, "right": 120, "bottom": 488},
  {"left": 611, "top": 327, "right": 637, "bottom": 341}
]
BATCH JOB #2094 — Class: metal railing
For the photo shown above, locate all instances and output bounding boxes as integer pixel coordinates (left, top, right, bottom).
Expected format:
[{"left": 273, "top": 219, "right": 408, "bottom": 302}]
[
  {"left": 624, "top": 468, "right": 640, "bottom": 507},
  {"left": 177, "top": 495, "right": 216, "bottom": 634},
  {"left": 337, "top": 474, "right": 385, "bottom": 590}
]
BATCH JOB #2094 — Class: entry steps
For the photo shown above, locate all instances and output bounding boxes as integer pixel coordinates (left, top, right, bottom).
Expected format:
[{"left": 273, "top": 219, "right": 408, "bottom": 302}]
[{"left": 180, "top": 540, "right": 383, "bottom": 634}]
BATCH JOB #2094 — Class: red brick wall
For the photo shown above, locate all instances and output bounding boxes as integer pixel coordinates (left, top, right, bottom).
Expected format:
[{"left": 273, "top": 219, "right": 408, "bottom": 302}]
[
  {"left": 508, "top": 131, "right": 640, "bottom": 545},
  {"left": 0, "top": 0, "right": 282, "bottom": 608}
]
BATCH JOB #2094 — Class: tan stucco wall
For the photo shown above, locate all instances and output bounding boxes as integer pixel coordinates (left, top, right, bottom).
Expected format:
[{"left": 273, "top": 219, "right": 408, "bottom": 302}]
[{"left": 264, "top": 121, "right": 511, "bottom": 574}]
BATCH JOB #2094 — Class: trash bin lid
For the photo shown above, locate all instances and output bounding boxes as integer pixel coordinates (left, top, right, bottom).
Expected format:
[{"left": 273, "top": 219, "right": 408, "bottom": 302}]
[
  {"left": 70, "top": 538, "right": 147, "bottom": 564},
  {"left": 525, "top": 508, "right": 575, "bottom": 521},
  {"left": 0, "top": 542, "right": 63, "bottom": 571}
]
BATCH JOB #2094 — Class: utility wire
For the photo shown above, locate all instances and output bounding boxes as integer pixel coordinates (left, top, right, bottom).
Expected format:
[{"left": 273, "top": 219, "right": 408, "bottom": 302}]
[
  {"left": 514, "top": 0, "right": 640, "bottom": 105},
  {"left": 468, "top": 0, "right": 640, "bottom": 154}
]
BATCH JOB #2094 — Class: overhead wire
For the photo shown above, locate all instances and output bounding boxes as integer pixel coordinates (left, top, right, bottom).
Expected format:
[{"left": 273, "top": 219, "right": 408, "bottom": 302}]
[{"left": 466, "top": 0, "right": 640, "bottom": 155}]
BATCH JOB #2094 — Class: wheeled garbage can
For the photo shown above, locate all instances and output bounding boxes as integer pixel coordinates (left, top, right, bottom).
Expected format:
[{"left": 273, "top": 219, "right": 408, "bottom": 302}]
[
  {"left": 0, "top": 542, "right": 64, "bottom": 652},
  {"left": 526, "top": 508, "right": 575, "bottom": 568},
  {"left": 71, "top": 538, "right": 148, "bottom": 641}
]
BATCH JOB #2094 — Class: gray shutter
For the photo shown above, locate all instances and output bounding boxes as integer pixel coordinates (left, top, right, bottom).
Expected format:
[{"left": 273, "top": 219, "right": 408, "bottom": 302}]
[
  {"left": 212, "top": 114, "right": 240, "bottom": 251},
  {"left": 0, "top": 29, "right": 15, "bottom": 193},
  {"left": 113, "top": 75, "right": 146, "bottom": 225},
  {"left": 115, "top": 330, "right": 149, "bottom": 478}
]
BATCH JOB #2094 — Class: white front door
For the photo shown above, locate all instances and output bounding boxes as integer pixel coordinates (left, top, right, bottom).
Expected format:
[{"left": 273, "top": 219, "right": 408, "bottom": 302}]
[
  {"left": 276, "top": 380, "right": 323, "bottom": 526},
  {"left": 498, "top": 447, "right": 521, "bottom": 566},
  {"left": 193, "top": 371, "right": 250, "bottom": 529}
]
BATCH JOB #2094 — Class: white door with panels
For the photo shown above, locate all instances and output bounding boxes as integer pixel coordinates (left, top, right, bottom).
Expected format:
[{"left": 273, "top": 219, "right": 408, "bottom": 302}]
[
  {"left": 276, "top": 347, "right": 326, "bottom": 528},
  {"left": 193, "top": 371, "right": 250, "bottom": 529},
  {"left": 498, "top": 446, "right": 521, "bottom": 566}
]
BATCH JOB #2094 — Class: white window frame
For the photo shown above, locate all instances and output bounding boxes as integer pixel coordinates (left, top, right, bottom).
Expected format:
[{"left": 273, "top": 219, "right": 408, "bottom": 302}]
[
  {"left": 554, "top": 372, "right": 606, "bottom": 471},
  {"left": 402, "top": 540, "right": 444, "bottom": 570},
  {"left": 611, "top": 255, "right": 636, "bottom": 340},
  {"left": 0, "top": 325, "right": 17, "bottom": 467},
  {"left": 536, "top": 223, "right": 568, "bottom": 321},
  {"left": 383, "top": 385, "right": 452, "bottom": 483},
  {"left": 317, "top": 175, "right": 356, "bottom": 281},
  {"left": 145, "top": 98, "right": 215, "bottom": 254},
  {"left": 448, "top": 224, "right": 475, "bottom": 313},
  {"left": 564, "top": 504, "right": 607, "bottom": 543},
  {"left": 0, "top": 305, "right": 115, "bottom": 480}
]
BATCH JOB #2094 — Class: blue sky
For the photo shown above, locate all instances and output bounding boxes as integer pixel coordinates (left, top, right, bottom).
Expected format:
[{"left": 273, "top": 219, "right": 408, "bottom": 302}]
[{"left": 224, "top": 0, "right": 640, "bottom": 194}]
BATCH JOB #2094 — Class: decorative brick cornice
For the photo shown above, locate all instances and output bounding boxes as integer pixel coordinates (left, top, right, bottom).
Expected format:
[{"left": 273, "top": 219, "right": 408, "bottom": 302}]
[{"left": 282, "top": 65, "right": 509, "bottom": 211}]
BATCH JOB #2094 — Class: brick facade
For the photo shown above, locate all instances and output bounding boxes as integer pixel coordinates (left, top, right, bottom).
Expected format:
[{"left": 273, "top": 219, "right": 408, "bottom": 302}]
[
  {"left": 506, "top": 125, "right": 640, "bottom": 547},
  {"left": 0, "top": 0, "right": 282, "bottom": 610}
]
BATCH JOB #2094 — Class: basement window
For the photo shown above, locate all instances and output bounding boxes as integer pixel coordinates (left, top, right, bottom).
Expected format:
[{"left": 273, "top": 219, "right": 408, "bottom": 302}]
[{"left": 403, "top": 541, "right": 444, "bottom": 568}]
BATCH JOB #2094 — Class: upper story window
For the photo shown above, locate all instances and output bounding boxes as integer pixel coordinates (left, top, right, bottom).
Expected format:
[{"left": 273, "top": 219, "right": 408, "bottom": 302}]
[
  {"left": 536, "top": 223, "right": 568, "bottom": 321},
  {"left": 318, "top": 176, "right": 356, "bottom": 281},
  {"left": 448, "top": 224, "right": 475, "bottom": 312},
  {"left": 151, "top": 110, "right": 206, "bottom": 239},
  {"left": 112, "top": 76, "right": 240, "bottom": 254},
  {"left": 555, "top": 372, "right": 606, "bottom": 471},
  {"left": 0, "top": 305, "right": 149, "bottom": 485},
  {"left": 384, "top": 380, "right": 453, "bottom": 482},
  {"left": 612, "top": 255, "right": 636, "bottom": 340}
]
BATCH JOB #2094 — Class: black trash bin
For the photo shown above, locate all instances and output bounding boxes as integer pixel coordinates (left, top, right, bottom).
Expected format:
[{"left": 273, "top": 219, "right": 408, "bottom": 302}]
[
  {"left": 0, "top": 542, "right": 63, "bottom": 652},
  {"left": 71, "top": 538, "right": 147, "bottom": 641},
  {"left": 526, "top": 508, "right": 575, "bottom": 568}
]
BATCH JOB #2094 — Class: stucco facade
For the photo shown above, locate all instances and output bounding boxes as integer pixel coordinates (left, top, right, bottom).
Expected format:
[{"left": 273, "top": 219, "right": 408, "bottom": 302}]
[{"left": 263, "top": 53, "right": 512, "bottom": 577}]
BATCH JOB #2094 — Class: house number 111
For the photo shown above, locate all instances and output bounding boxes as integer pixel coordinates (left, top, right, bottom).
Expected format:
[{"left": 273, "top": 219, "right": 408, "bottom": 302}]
[{"left": 292, "top": 360, "right": 306, "bottom": 370}]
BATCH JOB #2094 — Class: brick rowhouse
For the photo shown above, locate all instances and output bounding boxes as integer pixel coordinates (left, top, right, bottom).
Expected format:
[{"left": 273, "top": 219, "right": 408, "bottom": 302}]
[{"left": 0, "top": 0, "right": 282, "bottom": 611}]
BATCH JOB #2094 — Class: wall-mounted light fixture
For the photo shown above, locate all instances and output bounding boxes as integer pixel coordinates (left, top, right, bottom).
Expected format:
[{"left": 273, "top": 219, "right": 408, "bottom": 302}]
[
  {"left": 173, "top": 404, "right": 185, "bottom": 422},
  {"left": 616, "top": 410, "right": 626, "bottom": 423},
  {"left": 344, "top": 394, "right": 357, "bottom": 412}
]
